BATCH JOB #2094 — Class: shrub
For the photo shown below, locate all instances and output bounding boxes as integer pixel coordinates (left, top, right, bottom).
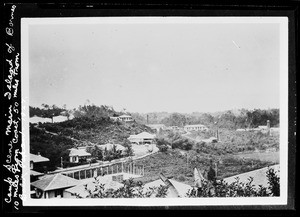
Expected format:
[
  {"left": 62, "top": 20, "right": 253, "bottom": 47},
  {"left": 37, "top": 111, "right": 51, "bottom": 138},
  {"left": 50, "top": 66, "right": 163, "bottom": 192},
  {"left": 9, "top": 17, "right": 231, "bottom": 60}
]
[
  {"left": 187, "top": 167, "right": 280, "bottom": 197},
  {"left": 73, "top": 178, "right": 169, "bottom": 198}
]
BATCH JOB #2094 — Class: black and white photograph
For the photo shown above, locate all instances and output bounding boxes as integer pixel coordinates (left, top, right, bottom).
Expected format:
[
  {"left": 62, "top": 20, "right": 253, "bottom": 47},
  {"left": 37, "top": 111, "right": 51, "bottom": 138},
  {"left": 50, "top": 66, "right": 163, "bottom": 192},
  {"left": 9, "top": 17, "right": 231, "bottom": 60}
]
[{"left": 19, "top": 16, "right": 289, "bottom": 207}]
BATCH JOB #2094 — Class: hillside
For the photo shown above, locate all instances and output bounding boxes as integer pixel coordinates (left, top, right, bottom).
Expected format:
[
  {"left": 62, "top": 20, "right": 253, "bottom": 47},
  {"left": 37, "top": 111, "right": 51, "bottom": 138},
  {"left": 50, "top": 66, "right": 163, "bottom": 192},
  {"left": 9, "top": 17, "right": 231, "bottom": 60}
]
[
  {"left": 30, "top": 116, "right": 155, "bottom": 171},
  {"left": 38, "top": 116, "right": 155, "bottom": 145}
]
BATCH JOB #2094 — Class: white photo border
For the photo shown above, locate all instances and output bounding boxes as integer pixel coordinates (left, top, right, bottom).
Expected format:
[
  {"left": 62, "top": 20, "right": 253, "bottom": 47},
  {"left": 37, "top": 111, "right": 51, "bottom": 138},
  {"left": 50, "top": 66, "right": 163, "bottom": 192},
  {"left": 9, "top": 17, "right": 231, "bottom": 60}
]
[{"left": 21, "top": 16, "right": 289, "bottom": 207}]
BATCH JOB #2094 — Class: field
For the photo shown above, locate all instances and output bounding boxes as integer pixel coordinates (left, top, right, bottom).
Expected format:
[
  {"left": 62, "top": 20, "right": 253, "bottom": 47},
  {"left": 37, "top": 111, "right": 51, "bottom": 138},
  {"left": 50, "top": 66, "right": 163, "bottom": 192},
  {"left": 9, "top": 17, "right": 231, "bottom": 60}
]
[
  {"left": 134, "top": 149, "right": 274, "bottom": 186},
  {"left": 233, "top": 151, "right": 279, "bottom": 163}
]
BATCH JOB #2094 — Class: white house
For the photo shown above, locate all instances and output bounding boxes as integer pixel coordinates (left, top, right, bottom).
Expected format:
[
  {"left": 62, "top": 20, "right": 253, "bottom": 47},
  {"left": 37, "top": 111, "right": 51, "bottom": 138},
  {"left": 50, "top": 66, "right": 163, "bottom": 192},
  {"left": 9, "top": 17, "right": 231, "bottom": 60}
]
[
  {"left": 31, "top": 173, "right": 80, "bottom": 199},
  {"left": 128, "top": 132, "right": 156, "bottom": 145},
  {"left": 52, "top": 115, "right": 69, "bottom": 123},
  {"left": 184, "top": 124, "right": 208, "bottom": 132},
  {"left": 118, "top": 115, "right": 133, "bottom": 122},
  {"left": 69, "top": 147, "right": 92, "bottom": 163},
  {"left": 29, "top": 116, "right": 52, "bottom": 124},
  {"left": 146, "top": 124, "right": 166, "bottom": 132},
  {"left": 30, "top": 153, "right": 50, "bottom": 170},
  {"left": 110, "top": 116, "right": 121, "bottom": 122}
]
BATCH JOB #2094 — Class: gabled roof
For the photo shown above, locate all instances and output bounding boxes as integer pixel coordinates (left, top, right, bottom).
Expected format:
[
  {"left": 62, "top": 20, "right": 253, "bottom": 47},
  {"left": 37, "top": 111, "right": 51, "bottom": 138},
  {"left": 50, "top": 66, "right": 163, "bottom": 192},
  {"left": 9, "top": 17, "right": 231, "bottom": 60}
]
[
  {"left": 129, "top": 132, "right": 155, "bottom": 139},
  {"left": 31, "top": 173, "right": 80, "bottom": 191},
  {"left": 223, "top": 164, "right": 280, "bottom": 189},
  {"left": 69, "top": 148, "right": 91, "bottom": 157},
  {"left": 30, "top": 153, "right": 50, "bottom": 163},
  {"left": 65, "top": 176, "right": 123, "bottom": 197},
  {"left": 119, "top": 115, "right": 132, "bottom": 118}
]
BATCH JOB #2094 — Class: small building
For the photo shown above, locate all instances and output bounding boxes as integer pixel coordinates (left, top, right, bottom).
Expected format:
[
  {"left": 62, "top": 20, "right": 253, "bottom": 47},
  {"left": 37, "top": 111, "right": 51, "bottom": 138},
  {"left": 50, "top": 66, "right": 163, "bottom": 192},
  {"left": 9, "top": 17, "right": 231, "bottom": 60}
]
[
  {"left": 29, "top": 116, "right": 52, "bottom": 124},
  {"left": 128, "top": 132, "right": 156, "bottom": 145},
  {"left": 69, "top": 147, "right": 92, "bottom": 163},
  {"left": 146, "top": 124, "right": 166, "bottom": 132},
  {"left": 52, "top": 115, "right": 69, "bottom": 123},
  {"left": 31, "top": 173, "right": 80, "bottom": 199},
  {"left": 184, "top": 124, "right": 208, "bottom": 132},
  {"left": 30, "top": 153, "right": 50, "bottom": 170},
  {"left": 118, "top": 115, "right": 133, "bottom": 122}
]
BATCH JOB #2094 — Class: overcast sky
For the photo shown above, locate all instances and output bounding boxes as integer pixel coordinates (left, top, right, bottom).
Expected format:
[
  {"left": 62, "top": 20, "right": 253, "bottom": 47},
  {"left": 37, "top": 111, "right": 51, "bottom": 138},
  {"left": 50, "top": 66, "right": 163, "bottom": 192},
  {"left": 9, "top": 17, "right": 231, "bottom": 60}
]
[{"left": 28, "top": 19, "right": 280, "bottom": 113}]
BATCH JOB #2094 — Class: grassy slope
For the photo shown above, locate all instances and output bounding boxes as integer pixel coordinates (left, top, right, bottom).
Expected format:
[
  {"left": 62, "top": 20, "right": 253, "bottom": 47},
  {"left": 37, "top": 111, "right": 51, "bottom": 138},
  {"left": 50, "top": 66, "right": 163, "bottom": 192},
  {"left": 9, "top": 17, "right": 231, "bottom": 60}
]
[
  {"left": 134, "top": 149, "right": 275, "bottom": 186},
  {"left": 39, "top": 117, "right": 155, "bottom": 145}
]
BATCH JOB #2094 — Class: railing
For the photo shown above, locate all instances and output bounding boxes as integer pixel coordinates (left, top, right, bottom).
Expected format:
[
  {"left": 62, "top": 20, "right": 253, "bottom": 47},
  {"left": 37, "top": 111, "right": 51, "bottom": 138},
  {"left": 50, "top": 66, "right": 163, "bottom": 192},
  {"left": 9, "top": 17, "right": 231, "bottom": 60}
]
[{"left": 62, "top": 162, "right": 144, "bottom": 180}]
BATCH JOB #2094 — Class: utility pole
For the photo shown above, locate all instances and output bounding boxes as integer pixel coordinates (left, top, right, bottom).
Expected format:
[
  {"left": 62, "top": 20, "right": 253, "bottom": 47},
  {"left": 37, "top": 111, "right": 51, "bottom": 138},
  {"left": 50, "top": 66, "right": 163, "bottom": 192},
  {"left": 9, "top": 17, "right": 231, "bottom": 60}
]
[
  {"left": 61, "top": 157, "right": 63, "bottom": 168},
  {"left": 186, "top": 153, "right": 189, "bottom": 167}
]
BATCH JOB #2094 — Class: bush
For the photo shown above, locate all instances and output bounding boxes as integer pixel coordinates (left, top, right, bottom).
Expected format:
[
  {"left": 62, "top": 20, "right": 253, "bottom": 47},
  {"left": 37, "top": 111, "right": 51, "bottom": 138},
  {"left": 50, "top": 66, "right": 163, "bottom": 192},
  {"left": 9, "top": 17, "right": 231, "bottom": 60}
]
[
  {"left": 73, "top": 178, "right": 169, "bottom": 198},
  {"left": 158, "top": 145, "right": 169, "bottom": 152},
  {"left": 187, "top": 167, "right": 280, "bottom": 197}
]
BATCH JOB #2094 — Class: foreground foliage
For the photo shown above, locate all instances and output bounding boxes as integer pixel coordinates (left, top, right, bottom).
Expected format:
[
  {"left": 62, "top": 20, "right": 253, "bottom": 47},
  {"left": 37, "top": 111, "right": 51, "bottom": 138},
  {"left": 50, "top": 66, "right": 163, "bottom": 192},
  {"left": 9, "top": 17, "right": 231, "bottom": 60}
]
[
  {"left": 75, "top": 167, "right": 279, "bottom": 198},
  {"left": 73, "top": 178, "right": 168, "bottom": 198},
  {"left": 187, "top": 167, "right": 280, "bottom": 197}
]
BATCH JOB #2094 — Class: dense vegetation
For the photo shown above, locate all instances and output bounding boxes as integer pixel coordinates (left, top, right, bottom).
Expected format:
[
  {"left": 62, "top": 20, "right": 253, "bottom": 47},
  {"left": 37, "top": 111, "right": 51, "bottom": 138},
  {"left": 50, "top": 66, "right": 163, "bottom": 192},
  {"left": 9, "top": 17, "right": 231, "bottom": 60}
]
[{"left": 30, "top": 126, "right": 74, "bottom": 171}]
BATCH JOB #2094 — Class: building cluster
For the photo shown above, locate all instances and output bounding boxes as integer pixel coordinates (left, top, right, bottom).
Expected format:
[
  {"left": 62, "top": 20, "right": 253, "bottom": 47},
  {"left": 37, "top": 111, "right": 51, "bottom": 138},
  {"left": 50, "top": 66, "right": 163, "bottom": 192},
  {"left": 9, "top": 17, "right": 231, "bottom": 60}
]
[
  {"left": 147, "top": 123, "right": 209, "bottom": 133},
  {"left": 236, "top": 120, "right": 280, "bottom": 135},
  {"left": 29, "top": 152, "right": 192, "bottom": 199}
]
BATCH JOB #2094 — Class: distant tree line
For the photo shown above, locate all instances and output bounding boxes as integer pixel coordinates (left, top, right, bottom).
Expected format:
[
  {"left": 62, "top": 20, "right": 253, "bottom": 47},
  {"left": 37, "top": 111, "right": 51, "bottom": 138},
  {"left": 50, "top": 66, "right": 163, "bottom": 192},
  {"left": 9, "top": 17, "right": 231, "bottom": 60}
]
[
  {"left": 30, "top": 104, "right": 68, "bottom": 122},
  {"left": 159, "top": 109, "right": 279, "bottom": 129}
]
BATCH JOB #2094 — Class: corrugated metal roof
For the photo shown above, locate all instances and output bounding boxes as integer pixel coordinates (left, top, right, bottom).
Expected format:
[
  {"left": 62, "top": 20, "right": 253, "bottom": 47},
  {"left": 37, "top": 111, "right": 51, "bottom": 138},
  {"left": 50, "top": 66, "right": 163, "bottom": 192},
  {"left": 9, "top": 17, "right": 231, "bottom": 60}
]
[
  {"left": 129, "top": 132, "right": 155, "bottom": 139},
  {"left": 65, "top": 176, "right": 123, "bottom": 197},
  {"left": 69, "top": 148, "right": 91, "bottom": 157},
  {"left": 30, "top": 153, "right": 50, "bottom": 163},
  {"left": 31, "top": 173, "right": 80, "bottom": 191},
  {"left": 119, "top": 115, "right": 132, "bottom": 118},
  {"left": 223, "top": 164, "right": 280, "bottom": 189}
]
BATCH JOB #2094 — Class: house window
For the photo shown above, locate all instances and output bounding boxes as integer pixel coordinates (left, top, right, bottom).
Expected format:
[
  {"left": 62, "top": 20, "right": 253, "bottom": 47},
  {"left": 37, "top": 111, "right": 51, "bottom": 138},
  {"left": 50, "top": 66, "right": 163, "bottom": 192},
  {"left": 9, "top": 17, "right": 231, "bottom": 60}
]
[{"left": 55, "top": 189, "right": 63, "bottom": 198}]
